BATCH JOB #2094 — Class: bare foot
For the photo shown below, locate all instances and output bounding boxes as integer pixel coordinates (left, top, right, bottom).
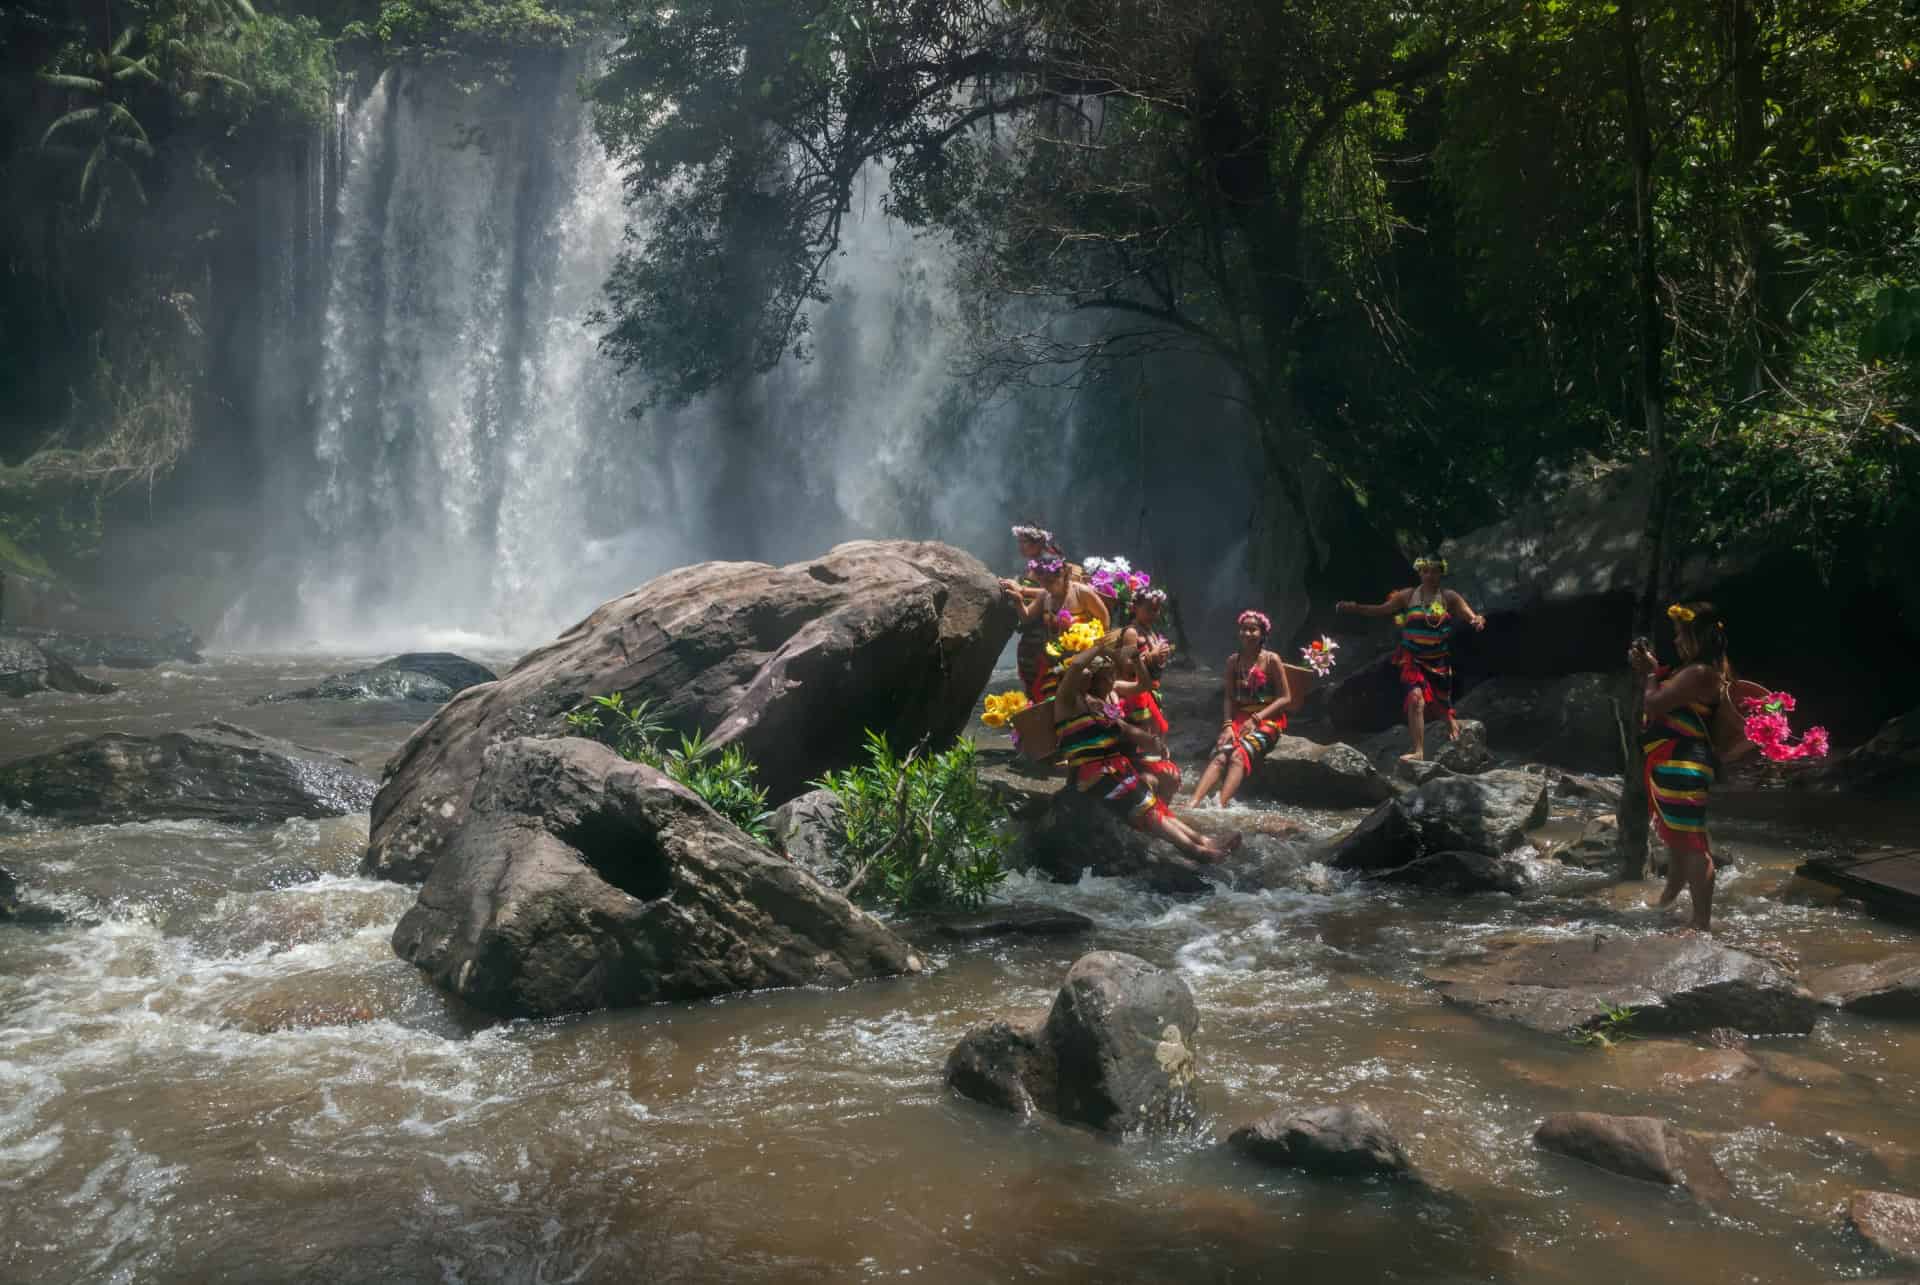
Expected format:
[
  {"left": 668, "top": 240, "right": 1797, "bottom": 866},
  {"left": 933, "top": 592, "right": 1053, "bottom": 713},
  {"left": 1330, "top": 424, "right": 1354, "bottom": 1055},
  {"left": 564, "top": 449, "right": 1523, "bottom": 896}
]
[
  {"left": 1446, "top": 718, "right": 1461, "bottom": 741},
  {"left": 1654, "top": 888, "right": 1681, "bottom": 909},
  {"left": 1398, "top": 751, "right": 1423, "bottom": 763}
]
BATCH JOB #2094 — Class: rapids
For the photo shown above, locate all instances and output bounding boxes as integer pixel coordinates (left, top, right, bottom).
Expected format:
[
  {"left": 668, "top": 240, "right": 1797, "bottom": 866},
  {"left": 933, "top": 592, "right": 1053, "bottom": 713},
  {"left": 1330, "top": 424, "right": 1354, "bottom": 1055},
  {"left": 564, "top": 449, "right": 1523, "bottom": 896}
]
[{"left": 4, "top": 658, "right": 1920, "bottom": 1282}]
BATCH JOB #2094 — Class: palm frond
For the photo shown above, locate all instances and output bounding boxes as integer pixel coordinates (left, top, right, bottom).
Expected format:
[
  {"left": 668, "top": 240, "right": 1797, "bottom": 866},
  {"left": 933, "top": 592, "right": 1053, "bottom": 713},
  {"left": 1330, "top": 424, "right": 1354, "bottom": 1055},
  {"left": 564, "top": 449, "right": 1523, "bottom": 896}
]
[
  {"left": 102, "top": 102, "right": 151, "bottom": 144},
  {"left": 41, "top": 107, "right": 103, "bottom": 147},
  {"left": 109, "top": 23, "right": 140, "bottom": 57},
  {"left": 36, "top": 72, "right": 106, "bottom": 95},
  {"left": 77, "top": 142, "right": 104, "bottom": 202}
]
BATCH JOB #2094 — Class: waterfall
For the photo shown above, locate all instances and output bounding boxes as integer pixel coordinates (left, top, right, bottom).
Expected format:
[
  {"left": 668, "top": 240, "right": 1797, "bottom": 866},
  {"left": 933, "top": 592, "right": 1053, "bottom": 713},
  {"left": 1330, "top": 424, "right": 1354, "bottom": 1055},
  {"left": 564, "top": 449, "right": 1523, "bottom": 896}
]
[{"left": 221, "top": 51, "right": 1262, "bottom": 652}]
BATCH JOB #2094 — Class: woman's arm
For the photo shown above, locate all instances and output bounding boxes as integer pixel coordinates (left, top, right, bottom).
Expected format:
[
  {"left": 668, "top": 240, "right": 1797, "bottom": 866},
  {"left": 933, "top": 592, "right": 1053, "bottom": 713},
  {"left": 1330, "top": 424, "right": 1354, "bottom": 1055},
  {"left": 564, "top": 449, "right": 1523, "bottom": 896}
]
[
  {"left": 1444, "top": 589, "right": 1487, "bottom": 632},
  {"left": 1078, "top": 583, "right": 1111, "bottom": 629},
  {"left": 1253, "top": 652, "right": 1292, "bottom": 723},
  {"left": 1220, "top": 653, "right": 1239, "bottom": 728},
  {"left": 1642, "top": 663, "right": 1720, "bottom": 719},
  {"left": 1335, "top": 588, "right": 1410, "bottom": 619}
]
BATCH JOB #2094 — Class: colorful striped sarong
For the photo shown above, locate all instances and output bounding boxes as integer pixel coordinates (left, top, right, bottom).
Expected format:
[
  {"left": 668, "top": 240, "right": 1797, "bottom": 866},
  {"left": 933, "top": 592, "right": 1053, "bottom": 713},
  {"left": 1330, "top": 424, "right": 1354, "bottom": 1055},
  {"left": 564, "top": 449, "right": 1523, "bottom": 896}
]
[
  {"left": 1643, "top": 702, "right": 1716, "bottom": 855},
  {"left": 1394, "top": 601, "right": 1455, "bottom": 717}
]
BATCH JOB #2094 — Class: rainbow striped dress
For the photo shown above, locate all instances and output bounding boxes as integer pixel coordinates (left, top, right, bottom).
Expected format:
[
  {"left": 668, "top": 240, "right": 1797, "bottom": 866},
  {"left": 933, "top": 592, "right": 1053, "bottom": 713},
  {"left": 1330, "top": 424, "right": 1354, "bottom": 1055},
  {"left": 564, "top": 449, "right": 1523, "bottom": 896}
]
[
  {"left": 1394, "top": 598, "right": 1456, "bottom": 714},
  {"left": 1642, "top": 698, "right": 1717, "bottom": 855}
]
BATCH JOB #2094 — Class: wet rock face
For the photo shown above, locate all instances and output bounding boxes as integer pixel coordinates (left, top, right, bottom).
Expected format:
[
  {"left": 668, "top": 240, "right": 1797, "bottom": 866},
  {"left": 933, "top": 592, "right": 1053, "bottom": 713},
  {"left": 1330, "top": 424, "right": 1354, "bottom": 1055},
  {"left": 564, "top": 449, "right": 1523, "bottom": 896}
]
[
  {"left": 1369, "top": 850, "right": 1532, "bottom": 897},
  {"left": 766, "top": 788, "right": 846, "bottom": 885},
  {"left": 0, "top": 633, "right": 114, "bottom": 698},
  {"left": 1228, "top": 1104, "right": 1414, "bottom": 1178},
  {"left": 1454, "top": 673, "right": 1628, "bottom": 774},
  {"left": 1807, "top": 956, "right": 1920, "bottom": 1018},
  {"left": 252, "top": 652, "right": 496, "bottom": 705},
  {"left": 364, "top": 540, "right": 1014, "bottom": 883},
  {"left": 1534, "top": 1112, "right": 1731, "bottom": 1203},
  {"left": 1850, "top": 1190, "right": 1920, "bottom": 1263},
  {"left": 1252, "top": 736, "right": 1393, "bottom": 808},
  {"left": 903, "top": 904, "right": 1095, "bottom": 942},
  {"left": 1798, "top": 706, "right": 1920, "bottom": 800},
  {"left": 1425, "top": 933, "right": 1820, "bottom": 1036},
  {"left": 1355, "top": 719, "right": 1491, "bottom": 776},
  {"left": 0, "top": 721, "right": 376, "bottom": 825},
  {"left": 1327, "top": 769, "right": 1551, "bottom": 874},
  {"left": 1013, "top": 787, "right": 1212, "bottom": 895},
  {"left": 391, "top": 736, "right": 918, "bottom": 1019},
  {"left": 946, "top": 951, "right": 1201, "bottom": 1135}
]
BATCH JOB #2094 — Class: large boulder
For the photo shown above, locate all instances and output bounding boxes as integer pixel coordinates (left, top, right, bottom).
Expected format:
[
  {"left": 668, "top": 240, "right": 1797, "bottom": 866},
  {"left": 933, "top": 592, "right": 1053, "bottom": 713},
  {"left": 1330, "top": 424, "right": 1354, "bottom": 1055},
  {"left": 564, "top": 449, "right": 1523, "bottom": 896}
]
[
  {"left": 252, "top": 652, "right": 496, "bottom": 705},
  {"left": 1228, "top": 1104, "right": 1414, "bottom": 1178},
  {"left": 1454, "top": 673, "right": 1628, "bottom": 774},
  {"left": 1355, "top": 719, "right": 1491, "bottom": 776},
  {"left": 945, "top": 951, "right": 1201, "bottom": 1134},
  {"left": 363, "top": 541, "right": 1015, "bottom": 883},
  {"left": 766, "top": 787, "right": 846, "bottom": 884},
  {"left": 1534, "top": 1112, "right": 1730, "bottom": 1204},
  {"left": 1250, "top": 736, "right": 1393, "bottom": 808},
  {"left": 1326, "top": 769, "right": 1551, "bottom": 873},
  {"left": 1796, "top": 707, "right": 1920, "bottom": 800},
  {"left": 0, "top": 633, "right": 115, "bottom": 698},
  {"left": 1806, "top": 956, "right": 1920, "bottom": 1018},
  {"left": 1013, "top": 787, "right": 1212, "bottom": 895},
  {"left": 0, "top": 721, "right": 376, "bottom": 825},
  {"left": 1426, "top": 933, "right": 1820, "bottom": 1036},
  {"left": 391, "top": 736, "right": 917, "bottom": 1018}
]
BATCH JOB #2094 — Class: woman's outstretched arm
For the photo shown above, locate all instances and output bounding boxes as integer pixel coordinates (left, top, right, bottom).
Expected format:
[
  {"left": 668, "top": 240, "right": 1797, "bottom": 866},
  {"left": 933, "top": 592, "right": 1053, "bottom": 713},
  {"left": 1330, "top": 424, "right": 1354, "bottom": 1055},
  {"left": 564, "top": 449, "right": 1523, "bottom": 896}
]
[{"left": 1335, "top": 588, "right": 1410, "bottom": 618}]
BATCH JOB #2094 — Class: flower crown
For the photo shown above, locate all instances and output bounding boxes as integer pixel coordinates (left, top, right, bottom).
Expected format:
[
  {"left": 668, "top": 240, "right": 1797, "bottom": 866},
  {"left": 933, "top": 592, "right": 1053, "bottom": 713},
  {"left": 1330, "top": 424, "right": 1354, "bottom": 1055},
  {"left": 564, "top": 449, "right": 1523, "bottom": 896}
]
[
  {"left": 1237, "top": 609, "right": 1271, "bottom": 637},
  {"left": 1027, "top": 554, "right": 1066, "bottom": 578},
  {"left": 1011, "top": 524, "right": 1053, "bottom": 545},
  {"left": 1413, "top": 556, "right": 1448, "bottom": 574},
  {"left": 1136, "top": 586, "right": 1168, "bottom": 607}
]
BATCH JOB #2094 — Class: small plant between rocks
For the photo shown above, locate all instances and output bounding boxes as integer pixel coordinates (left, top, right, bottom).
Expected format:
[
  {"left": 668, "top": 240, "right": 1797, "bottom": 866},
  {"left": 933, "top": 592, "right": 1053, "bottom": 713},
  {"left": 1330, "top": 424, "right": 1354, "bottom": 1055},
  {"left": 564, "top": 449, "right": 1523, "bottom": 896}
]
[
  {"left": 815, "top": 732, "right": 1011, "bottom": 912},
  {"left": 565, "top": 694, "right": 771, "bottom": 842},
  {"left": 1569, "top": 1003, "right": 1639, "bottom": 1050}
]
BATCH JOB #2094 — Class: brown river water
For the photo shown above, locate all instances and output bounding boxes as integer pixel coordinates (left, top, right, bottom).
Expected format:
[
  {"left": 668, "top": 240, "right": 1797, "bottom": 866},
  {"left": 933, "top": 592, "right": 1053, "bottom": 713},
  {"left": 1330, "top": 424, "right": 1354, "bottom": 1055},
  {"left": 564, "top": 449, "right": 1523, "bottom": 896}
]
[{"left": 3, "top": 655, "right": 1919, "bottom": 1283}]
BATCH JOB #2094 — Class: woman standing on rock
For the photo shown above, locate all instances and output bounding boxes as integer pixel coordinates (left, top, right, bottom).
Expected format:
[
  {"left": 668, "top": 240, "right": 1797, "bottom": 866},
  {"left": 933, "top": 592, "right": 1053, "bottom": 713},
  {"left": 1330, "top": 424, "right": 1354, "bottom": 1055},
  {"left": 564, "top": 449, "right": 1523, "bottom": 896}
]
[
  {"left": 1187, "top": 611, "right": 1291, "bottom": 808},
  {"left": 1115, "top": 586, "right": 1180, "bottom": 799},
  {"left": 1002, "top": 552, "right": 1109, "bottom": 703},
  {"left": 1054, "top": 633, "right": 1240, "bottom": 862},
  {"left": 1630, "top": 601, "right": 1735, "bottom": 932},
  {"left": 1003, "top": 525, "right": 1060, "bottom": 698},
  {"left": 1336, "top": 556, "right": 1486, "bottom": 762}
]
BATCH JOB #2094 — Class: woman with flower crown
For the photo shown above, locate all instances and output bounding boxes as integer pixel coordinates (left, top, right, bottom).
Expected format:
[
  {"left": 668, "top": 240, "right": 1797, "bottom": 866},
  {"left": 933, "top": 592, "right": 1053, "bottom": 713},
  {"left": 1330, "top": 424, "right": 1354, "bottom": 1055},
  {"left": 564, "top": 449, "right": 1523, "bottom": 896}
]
[
  {"left": 1336, "top": 556, "right": 1486, "bottom": 762},
  {"left": 1112, "top": 582, "right": 1179, "bottom": 797},
  {"left": 1187, "top": 610, "right": 1291, "bottom": 807},
  {"left": 1001, "top": 549, "right": 1109, "bottom": 703},
  {"left": 1629, "top": 601, "right": 1741, "bottom": 932},
  {"left": 1002, "top": 525, "right": 1062, "bottom": 699},
  {"left": 1053, "top": 631, "right": 1240, "bottom": 862}
]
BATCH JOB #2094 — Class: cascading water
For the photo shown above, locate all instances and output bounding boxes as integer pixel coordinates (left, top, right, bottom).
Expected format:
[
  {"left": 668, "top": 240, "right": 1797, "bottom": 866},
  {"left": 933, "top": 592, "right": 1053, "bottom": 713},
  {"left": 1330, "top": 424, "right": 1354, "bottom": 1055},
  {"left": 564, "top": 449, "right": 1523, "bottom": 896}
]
[{"left": 222, "top": 50, "right": 1264, "bottom": 652}]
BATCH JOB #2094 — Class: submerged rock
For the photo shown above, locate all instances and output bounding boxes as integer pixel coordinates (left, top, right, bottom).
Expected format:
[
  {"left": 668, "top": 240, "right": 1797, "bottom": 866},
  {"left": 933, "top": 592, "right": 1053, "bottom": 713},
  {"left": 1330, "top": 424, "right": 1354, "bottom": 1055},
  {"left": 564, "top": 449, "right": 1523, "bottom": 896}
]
[
  {"left": 27, "top": 623, "right": 202, "bottom": 669},
  {"left": 364, "top": 540, "right": 1014, "bottom": 883},
  {"left": 1327, "top": 769, "right": 1551, "bottom": 874},
  {"left": 1368, "top": 850, "right": 1532, "bottom": 897},
  {"left": 391, "top": 736, "right": 917, "bottom": 1019},
  {"left": 0, "top": 721, "right": 376, "bottom": 825},
  {"left": 946, "top": 951, "right": 1200, "bottom": 1134},
  {"left": 1251, "top": 736, "right": 1393, "bottom": 808},
  {"left": 1534, "top": 1112, "right": 1731, "bottom": 1203},
  {"left": 1426, "top": 933, "right": 1819, "bottom": 1036},
  {"left": 903, "top": 903, "right": 1095, "bottom": 941},
  {"left": 0, "top": 633, "right": 115, "bottom": 698},
  {"left": 1806, "top": 955, "right": 1920, "bottom": 1018},
  {"left": 1850, "top": 1190, "right": 1920, "bottom": 1263},
  {"left": 252, "top": 652, "right": 496, "bottom": 705},
  {"left": 0, "top": 865, "right": 16, "bottom": 919},
  {"left": 1228, "top": 1103, "right": 1414, "bottom": 1178}
]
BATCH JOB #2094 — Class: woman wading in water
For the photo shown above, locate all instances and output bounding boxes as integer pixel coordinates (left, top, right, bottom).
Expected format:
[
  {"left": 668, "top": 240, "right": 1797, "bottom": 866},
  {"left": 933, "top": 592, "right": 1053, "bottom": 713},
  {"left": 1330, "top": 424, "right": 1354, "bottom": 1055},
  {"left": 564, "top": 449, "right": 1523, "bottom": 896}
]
[
  {"left": 1187, "top": 610, "right": 1290, "bottom": 808},
  {"left": 1002, "top": 552, "right": 1108, "bottom": 703},
  {"left": 1054, "top": 633, "right": 1239, "bottom": 862},
  {"left": 1336, "top": 557, "right": 1486, "bottom": 761},
  {"left": 1630, "top": 601, "right": 1742, "bottom": 932}
]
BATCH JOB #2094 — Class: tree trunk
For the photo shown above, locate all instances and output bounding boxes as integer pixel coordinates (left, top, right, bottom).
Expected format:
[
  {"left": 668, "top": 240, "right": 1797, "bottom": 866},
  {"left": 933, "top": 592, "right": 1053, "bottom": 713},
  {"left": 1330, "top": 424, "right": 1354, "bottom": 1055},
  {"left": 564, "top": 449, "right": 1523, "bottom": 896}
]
[
  {"left": 1614, "top": 0, "right": 1669, "bottom": 882},
  {"left": 1730, "top": 0, "right": 1775, "bottom": 401}
]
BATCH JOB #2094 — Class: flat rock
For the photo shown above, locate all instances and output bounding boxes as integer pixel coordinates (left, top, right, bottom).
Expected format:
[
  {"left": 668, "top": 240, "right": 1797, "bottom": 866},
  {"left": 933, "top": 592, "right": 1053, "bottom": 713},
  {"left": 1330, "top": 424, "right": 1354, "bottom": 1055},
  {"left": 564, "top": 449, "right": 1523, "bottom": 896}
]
[
  {"left": 1547, "top": 815, "right": 1621, "bottom": 870},
  {"left": 1251, "top": 736, "right": 1392, "bottom": 808},
  {"left": 391, "top": 736, "right": 918, "bottom": 1018},
  {"left": 1535, "top": 1111, "right": 1731, "bottom": 1203},
  {"left": 1356, "top": 719, "right": 1491, "bottom": 776},
  {"left": 1806, "top": 956, "right": 1920, "bottom": 1018},
  {"left": 1425, "top": 933, "right": 1819, "bottom": 1036},
  {"left": 904, "top": 903, "right": 1095, "bottom": 941},
  {"left": 1852, "top": 1190, "right": 1920, "bottom": 1263},
  {"left": 946, "top": 951, "right": 1200, "bottom": 1134},
  {"left": 1228, "top": 1103, "right": 1414, "bottom": 1178},
  {"left": 251, "top": 652, "right": 496, "bottom": 705},
  {"left": 364, "top": 540, "right": 1013, "bottom": 882},
  {"left": 0, "top": 721, "right": 376, "bottom": 825},
  {"left": 1327, "top": 769, "right": 1551, "bottom": 873},
  {"left": 1369, "top": 850, "right": 1532, "bottom": 896},
  {"left": 0, "top": 633, "right": 115, "bottom": 698}
]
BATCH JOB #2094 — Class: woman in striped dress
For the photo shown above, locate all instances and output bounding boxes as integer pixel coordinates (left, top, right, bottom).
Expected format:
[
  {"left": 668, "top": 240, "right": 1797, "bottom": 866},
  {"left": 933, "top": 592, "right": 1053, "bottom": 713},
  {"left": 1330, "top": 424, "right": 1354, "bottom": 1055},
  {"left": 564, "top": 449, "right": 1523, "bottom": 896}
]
[
  {"left": 1630, "top": 601, "right": 1734, "bottom": 931},
  {"left": 1114, "top": 587, "right": 1180, "bottom": 797},
  {"left": 1186, "top": 610, "right": 1291, "bottom": 808},
  {"left": 1003, "top": 553, "right": 1109, "bottom": 703},
  {"left": 1053, "top": 633, "right": 1239, "bottom": 862},
  {"left": 1337, "top": 556, "right": 1486, "bottom": 761}
]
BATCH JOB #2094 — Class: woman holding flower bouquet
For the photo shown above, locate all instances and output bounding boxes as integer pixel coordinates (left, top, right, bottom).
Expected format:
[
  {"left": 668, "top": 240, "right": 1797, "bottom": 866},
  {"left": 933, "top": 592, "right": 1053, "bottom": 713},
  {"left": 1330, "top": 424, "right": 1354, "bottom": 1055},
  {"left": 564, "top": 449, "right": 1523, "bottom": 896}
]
[
  {"left": 1054, "top": 632, "right": 1240, "bottom": 862},
  {"left": 1336, "top": 556, "right": 1486, "bottom": 762},
  {"left": 1187, "top": 611, "right": 1292, "bottom": 808},
  {"left": 1001, "top": 553, "right": 1109, "bottom": 703},
  {"left": 1628, "top": 601, "right": 1741, "bottom": 932}
]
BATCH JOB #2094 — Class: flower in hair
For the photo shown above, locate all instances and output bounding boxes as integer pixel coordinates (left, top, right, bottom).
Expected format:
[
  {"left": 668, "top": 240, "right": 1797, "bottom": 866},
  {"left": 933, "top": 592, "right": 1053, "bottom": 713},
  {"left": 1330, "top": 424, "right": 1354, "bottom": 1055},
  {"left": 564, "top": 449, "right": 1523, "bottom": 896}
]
[
  {"left": 1027, "top": 555, "right": 1066, "bottom": 579},
  {"left": 1011, "top": 525, "right": 1053, "bottom": 546},
  {"left": 1413, "top": 556, "right": 1449, "bottom": 574},
  {"left": 1667, "top": 604, "right": 1696, "bottom": 623},
  {"left": 1136, "top": 586, "right": 1168, "bottom": 606},
  {"left": 1237, "top": 609, "right": 1271, "bottom": 636}
]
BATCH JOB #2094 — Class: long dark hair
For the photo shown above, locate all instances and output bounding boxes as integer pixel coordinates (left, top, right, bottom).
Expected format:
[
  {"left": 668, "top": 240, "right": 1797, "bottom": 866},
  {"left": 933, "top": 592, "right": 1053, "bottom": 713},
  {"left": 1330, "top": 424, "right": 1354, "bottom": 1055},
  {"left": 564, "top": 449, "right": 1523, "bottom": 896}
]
[{"left": 1675, "top": 600, "right": 1731, "bottom": 678}]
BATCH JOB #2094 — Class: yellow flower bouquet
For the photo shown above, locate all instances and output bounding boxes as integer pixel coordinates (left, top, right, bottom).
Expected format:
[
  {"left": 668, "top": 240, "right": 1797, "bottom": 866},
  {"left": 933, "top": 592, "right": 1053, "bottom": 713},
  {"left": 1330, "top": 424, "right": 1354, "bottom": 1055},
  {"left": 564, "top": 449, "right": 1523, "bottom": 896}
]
[
  {"left": 1045, "top": 618, "right": 1107, "bottom": 659},
  {"left": 980, "top": 689, "right": 1030, "bottom": 728}
]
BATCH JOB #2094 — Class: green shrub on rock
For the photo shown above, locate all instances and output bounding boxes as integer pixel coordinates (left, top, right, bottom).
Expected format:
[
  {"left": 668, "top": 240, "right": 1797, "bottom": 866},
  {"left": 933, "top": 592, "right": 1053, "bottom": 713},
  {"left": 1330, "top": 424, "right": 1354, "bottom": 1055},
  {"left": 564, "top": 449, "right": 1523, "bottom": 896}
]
[
  {"left": 565, "top": 694, "right": 770, "bottom": 842},
  {"left": 815, "top": 733, "right": 1010, "bottom": 912}
]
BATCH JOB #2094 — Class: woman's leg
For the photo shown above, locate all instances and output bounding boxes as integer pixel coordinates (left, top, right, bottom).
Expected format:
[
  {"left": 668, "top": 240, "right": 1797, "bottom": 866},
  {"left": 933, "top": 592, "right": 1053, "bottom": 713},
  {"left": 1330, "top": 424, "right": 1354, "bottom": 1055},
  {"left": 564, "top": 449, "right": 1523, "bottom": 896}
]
[
  {"left": 1188, "top": 748, "right": 1230, "bottom": 806},
  {"left": 1217, "top": 758, "right": 1251, "bottom": 806},
  {"left": 1143, "top": 809, "right": 1242, "bottom": 861},
  {"left": 1656, "top": 843, "right": 1687, "bottom": 907},
  {"left": 1404, "top": 690, "right": 1427, "bottom": 760},
  {"left": 1687, "top": 848, "right": 1717, "bottom": 930}
]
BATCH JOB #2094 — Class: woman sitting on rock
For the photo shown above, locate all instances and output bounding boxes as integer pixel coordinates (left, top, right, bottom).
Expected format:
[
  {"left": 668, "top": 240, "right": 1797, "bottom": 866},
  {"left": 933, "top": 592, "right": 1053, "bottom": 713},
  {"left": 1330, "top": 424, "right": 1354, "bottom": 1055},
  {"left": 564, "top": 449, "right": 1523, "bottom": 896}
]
[
  {"left": 1003, "top": 525, "right": 1060, "bottom": 698},
  {"left": 1114, "top": 586, "right": 1180, "bottom": 799},
  {"left": 1002, "top": 553, "right": 1109, "bottom": 703},
  {"left": 1187, "top": 610, "right": 1291, "bottom": 808},
  {"left": 1054, "top": 632, "right": 1239, "bottom": 862},
  {"left": 1630, "top": 601, "right": 1737, "bottom": 932},
  {"left": 1335, "top": 556, "right": 1486, "bottom": 762}
]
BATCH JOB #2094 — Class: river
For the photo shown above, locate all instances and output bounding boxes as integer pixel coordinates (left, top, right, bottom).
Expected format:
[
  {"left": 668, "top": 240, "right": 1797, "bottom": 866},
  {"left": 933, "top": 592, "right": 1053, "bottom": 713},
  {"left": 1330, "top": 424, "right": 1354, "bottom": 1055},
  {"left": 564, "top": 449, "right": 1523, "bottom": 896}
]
[{"left": 3, "top": 656, "right": 1918, "bottom": 1282}]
